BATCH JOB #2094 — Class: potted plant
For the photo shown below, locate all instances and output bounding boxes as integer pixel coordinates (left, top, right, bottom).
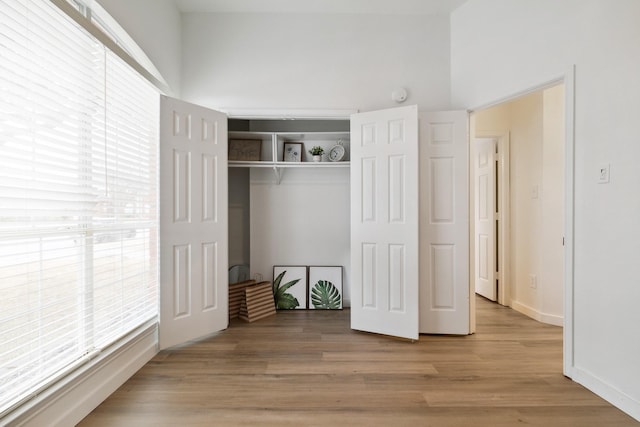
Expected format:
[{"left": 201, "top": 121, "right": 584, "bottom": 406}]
[{"left": 308, "top": 145, "right": 324, "bottom": 162}]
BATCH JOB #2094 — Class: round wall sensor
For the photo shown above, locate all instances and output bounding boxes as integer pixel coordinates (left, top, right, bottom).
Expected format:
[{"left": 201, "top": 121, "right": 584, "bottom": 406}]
[{"left": 392, "top": 88, "right": 408, "bottom": 103}]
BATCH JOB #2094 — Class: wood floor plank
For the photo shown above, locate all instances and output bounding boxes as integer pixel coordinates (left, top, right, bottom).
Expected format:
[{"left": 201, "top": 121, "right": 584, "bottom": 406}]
[{"left": 78, "top": 297, "right": 639, "bottom": 426}]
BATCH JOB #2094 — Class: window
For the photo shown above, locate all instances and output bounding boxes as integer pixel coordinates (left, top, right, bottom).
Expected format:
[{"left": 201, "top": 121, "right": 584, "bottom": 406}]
[{"left": 0, "top": 1, "right": 159, "bottom": 415}]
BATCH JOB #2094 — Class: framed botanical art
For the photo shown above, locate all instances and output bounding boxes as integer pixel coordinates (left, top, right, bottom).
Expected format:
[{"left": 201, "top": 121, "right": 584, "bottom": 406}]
[
  {"left": 283, "top": 142, "right": 303, "bottom": 162},
  {"left": 272, "top": 265, "right": 307, "bottom": 309},
  {"left": 308, "top": 266, "right": 343, "bottom": 309}
]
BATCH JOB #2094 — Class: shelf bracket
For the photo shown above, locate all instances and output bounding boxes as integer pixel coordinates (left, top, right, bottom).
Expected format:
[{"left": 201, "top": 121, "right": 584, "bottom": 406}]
[{"left": 272, "top": 166, "right": 282, "bottom": 184}]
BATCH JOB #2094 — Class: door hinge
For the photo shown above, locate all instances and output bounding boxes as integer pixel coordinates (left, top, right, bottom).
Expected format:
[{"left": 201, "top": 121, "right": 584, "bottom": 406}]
[{"left": 494, "top": 212, "right": 501, "bottom": 221}]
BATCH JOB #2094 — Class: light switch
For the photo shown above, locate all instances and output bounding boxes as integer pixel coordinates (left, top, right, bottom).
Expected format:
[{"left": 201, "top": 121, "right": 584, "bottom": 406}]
[
  {"left": 531, "top": 185, "right": 539, "bottom": 199},
  {"left": 598, "top": 163, "right": 610, "bottom": 184}
]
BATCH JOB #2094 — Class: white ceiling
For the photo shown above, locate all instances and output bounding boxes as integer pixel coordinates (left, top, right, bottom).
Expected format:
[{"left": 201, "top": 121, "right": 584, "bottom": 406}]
[{"left": 173, "top": 0, "right": 468, "bottom": 15}]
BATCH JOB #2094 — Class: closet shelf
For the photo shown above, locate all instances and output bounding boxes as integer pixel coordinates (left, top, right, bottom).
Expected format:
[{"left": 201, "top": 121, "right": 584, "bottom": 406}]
[
  {"left": 228, "top": 128, "right": 350, "bottom": 183},
  {"left": 229, "top": 160, "right": 349, "bottom": 184},
  {"left": 228, "top": 161, "right": 350, "bottom": 168}
]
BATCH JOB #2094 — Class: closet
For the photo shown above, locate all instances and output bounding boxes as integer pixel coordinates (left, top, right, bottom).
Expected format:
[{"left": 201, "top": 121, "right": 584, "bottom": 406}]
[
  {"left": 160, "top": 99, "right": 468, "bottom": 347},
  {"left": 222, "top": 108, "right": 470, "bottom": 340},
  {"left": 226, "top": 119, "right": 353, "bottom": 304}
]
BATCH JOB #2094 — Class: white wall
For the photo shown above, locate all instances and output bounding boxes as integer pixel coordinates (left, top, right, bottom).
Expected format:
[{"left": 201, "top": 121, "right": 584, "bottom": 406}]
[
  {"left": 229, "top": 168, "right": 251, "bottom": 268},
  {"left": 180, "top": 12, "right": 451, "bottom": 112},
  {"left": 250, "top": 168, "right": 351, "bottom": 306},
  {"left": 508, "top": 93, "right": 544, "bottom": 319},
  {"left": 180, "top": 11, "right": 450, "bottom": 308},
  {"left": 452, "top": 0, "right": 640, "bottom": 420},
  {"left": 541, "top": 85, "right": 565, "bottom": 320},
  {"left": 96, "top": 0, "right": 182, "bottom": 95}
]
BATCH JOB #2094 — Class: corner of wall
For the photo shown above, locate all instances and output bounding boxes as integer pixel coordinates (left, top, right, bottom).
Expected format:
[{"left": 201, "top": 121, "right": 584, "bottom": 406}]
[
  {"left": 572, "top": 367, "right": 640, "bottom": 422},
  {"left": 6, "top": 325, "right": 158, "bottom": 427},
  {"left": 511, "top": 300, "right": 563, "bottom": 327}
]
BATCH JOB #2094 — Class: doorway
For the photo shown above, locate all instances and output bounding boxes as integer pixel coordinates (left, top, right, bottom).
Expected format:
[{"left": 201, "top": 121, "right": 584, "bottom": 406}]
[
  {"left": 470, "top": 83, "right": 565, "bottom": 327},
  {"left": 472, "top": 133, "right": 509, "bottom": 305}
]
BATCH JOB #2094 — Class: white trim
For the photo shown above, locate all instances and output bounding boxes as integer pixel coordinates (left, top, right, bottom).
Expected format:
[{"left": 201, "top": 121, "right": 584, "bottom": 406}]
[
  {"left": 49, "top": 0, "right": 171, "bottom": 94},
  {"left": 468, "top": 77, "right": 565, "bottom": 113},
  {"left": 497, "top": 133, "right": 510, "bottom": 307},
  {"left": 222, "top": 108, "right": 358, "bottom": 120},
  {"left": 86, "top": 1, "right": 169, "bottom": 91},
  {"left": 572, "top": 367, "right": 640, "bottom": 422},
  {"left": 473, "top": 131, "right": 511, "bottom": 307},
  {"left": 511, "top": 300, "right": 563, "bottom": 327},
  {"left": 3, "top": 324, "right": 158, "bottom": 427},
  {"left": 563, "top": 65, "right": 576, "bottom": 379}
]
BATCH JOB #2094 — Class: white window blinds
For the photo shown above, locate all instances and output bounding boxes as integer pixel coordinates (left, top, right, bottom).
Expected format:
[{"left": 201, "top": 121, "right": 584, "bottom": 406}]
[{"left": 0, "top": 0, "right": 159, "bottom": 414}]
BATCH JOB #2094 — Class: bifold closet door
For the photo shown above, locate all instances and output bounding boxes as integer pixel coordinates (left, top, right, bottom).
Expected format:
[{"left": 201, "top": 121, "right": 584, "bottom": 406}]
[
  {"left": 159, "top": 96, "right": 228, "bottom": 349},
  {"left": 350, "top": 105, "right": 419, "bottom": 341}
]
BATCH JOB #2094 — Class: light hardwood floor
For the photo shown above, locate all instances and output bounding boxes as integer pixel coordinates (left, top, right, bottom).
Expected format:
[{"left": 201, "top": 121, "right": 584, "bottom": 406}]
[{"left": 79, "top": 297, "right": 639, "bottom": 426}]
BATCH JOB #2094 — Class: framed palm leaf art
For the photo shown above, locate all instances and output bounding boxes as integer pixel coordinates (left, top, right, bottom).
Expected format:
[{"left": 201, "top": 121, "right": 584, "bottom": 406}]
[
  {"left": 308, "top": 266, "right": 343, "bottom": 310},
  {"left": 272, "top": 266, "right": 307, "bottom": 309}
]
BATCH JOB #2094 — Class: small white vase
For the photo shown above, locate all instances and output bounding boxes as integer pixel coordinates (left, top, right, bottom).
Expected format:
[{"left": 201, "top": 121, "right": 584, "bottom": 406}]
[{"left": 312, "top": 155, "right": 322, "bottom": 162}]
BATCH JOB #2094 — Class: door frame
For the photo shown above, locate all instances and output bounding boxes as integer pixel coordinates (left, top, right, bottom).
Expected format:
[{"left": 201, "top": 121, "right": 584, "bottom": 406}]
[
  {"left": 472, "top": 131, "right": 510, "bottom": 306},
  {"left": 466, "top": 66, "right": 576, "bottom": 379}
]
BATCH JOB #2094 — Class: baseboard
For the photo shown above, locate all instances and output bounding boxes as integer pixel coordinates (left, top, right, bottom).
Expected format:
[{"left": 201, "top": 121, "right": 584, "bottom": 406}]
[
  {"left": 572, "top": 366, "right": 640, "bottom": 422},
  {"left": 5, "top": 324, "right": 158, "bottom": 427},
  {"left": 511, "top": 300, "right": 563, "bottom": 326}
]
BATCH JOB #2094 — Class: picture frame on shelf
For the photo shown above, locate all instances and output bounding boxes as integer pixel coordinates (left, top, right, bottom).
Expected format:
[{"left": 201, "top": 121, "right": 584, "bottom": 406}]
[
  {"left": 283, "top": 142, "right": 303, "bottom": 162},
  {"left": 272, "top": 265, "right": 307, "bottom": 309},
  {"left": 229, "top": 139, "right": 262, "bottom": 161},
  {"left": 308, "top": 266, "right": 343, "bottom": 310}
]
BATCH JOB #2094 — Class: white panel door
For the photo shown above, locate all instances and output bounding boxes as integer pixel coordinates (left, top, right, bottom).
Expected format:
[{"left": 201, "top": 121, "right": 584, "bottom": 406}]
[
  {"left": 350, "top": 105, "right": 419, "bottom": 340},
  {"left": 159, "top": 96, "right": 228, "bottom": 350},
  {"left": 419, "top": 111, "right": 470, "bottom": 334},
  {"left": 474, "top": 137, "right": 497, "bottom": 301}
]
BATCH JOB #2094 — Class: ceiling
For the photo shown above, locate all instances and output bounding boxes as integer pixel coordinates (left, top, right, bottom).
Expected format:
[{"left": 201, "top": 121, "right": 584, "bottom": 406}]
[{"left": 173, "top": 0, "right": 469, "bottom": 15}]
